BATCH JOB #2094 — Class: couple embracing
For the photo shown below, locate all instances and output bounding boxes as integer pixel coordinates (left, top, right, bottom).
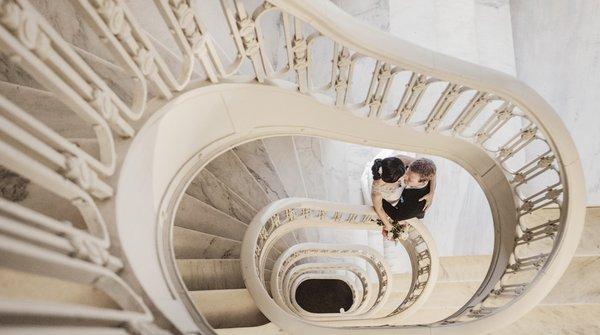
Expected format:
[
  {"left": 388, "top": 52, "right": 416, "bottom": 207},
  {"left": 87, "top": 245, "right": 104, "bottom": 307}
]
[{"left": 371, "top": 155, "right": 437, "bottom": 241}]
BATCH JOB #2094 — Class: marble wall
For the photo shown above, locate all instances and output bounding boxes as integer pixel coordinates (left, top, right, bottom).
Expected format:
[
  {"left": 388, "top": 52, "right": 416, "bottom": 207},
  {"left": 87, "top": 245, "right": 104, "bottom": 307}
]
[{"left": 510, "top": 0, "right": 600, "bottom": 205}]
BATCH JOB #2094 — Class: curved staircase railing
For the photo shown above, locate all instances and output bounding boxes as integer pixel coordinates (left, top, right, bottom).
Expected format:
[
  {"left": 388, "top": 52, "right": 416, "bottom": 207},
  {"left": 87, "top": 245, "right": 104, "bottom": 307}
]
[
  {"left": 242, "top": 197, "right": 439, "bottom": 327},
  {"left": 0, "top": 0, "right": 586, "bottom": 334}
]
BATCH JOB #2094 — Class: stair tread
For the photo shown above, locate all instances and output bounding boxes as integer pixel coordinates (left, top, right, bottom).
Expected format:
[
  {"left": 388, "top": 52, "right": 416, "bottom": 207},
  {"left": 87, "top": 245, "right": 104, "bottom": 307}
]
[
  {"left": 172, "top": 226, "right": 241, "bottom": 260},
  {"left": 392, "top": 255, "right": 600, "bottom": 325},
  {"left": 176, "top": 259, "right": 244, "bottom": 291},
  {"left": 0, "top": 81, "right": 94, "bottom": 139},
  {"left": 206, "top": 151, "right": 271, "bottom": 211},
  {"left": 490, "top": 304, "right": 600, "bottom": 334},
  {"left": 189, "top": 289, "right": 268, "bottom": 329},
  {"left": 187, "top": 170, "right": 257, "bottom": 224},
  {"left": 234, "top": 141, "right": 288, "bottom": 201},
  {"left": 176, "top": 193, "right": 247, "bottom": 241}
]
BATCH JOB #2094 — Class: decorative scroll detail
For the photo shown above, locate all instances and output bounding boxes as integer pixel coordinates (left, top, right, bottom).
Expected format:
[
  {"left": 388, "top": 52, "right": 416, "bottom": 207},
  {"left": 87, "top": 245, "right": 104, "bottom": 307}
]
[
  {"left": 0, "top": 166, "right": 29, "bottom": 202},
  {"left": 0, "top": 0, "right": 576, "bottom": 331}
]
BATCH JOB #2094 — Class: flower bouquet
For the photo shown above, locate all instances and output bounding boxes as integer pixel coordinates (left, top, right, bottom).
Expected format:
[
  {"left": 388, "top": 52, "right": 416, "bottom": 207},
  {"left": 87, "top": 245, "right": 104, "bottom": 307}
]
[{"left": 375, "top": 219, "right": 409, "bottom": 243}]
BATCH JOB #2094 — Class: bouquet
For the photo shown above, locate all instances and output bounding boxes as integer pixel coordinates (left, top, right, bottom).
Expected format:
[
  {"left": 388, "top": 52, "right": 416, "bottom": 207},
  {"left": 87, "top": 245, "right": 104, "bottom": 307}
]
[{"left": 376, "top": 219, "right": 409, "bottom": 243}]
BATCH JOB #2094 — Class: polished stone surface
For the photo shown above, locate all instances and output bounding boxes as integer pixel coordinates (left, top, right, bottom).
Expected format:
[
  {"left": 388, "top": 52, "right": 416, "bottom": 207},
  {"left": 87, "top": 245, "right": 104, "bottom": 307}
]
[
  {"left": 490, "top": 304, "right": 600, "bottom": 335},
  {"left": 234, "top": 140, "right": 288, "bottom": 201},
  {"left": 206, "top": 151, "right": 271, "bottom": 212},
  {"left": 186, "top": 170, "right": 256, "bottom": 224},
  {"left": 294, "top": 136, "right": 328, "bottom": 200},
  {"left": 177, "top": 259, "right": 244, "bottom": 291},
  {"left": 262, "top": 136, "right": 308, "bottom": 198},
  {"left": 511, "top": 0, "right": 600, "bottom": 205},
  {"left": 175, "top": 193, "right": 247, "bottom": 241},
  {"left": 190, "top": 289, "right": 268, "bottom": 328},
  {"left": 172, "top": 226, "right": 241, "bottom": 260}
]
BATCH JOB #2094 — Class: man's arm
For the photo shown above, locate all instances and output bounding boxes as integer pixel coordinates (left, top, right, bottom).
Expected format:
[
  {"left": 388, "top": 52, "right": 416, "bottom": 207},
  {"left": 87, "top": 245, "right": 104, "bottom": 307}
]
[{"left": 420, "top": 173, "right": 436, "bottom": 211}]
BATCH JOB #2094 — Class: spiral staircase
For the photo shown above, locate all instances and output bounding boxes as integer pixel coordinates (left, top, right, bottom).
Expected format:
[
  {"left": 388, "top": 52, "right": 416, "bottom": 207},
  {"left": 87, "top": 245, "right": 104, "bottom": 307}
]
[{"left": 0, "top": 0, "right": 594, "bottom": 334}]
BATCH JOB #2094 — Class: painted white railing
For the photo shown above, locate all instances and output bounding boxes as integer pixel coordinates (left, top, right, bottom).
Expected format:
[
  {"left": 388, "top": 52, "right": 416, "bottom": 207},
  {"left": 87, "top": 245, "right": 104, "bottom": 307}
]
[
  {"left": 271, "top": 243, "right": 393, "bottom": 319},
  {"left": 0, "top": 0, "right": 586, "bottom": 334},
  {"left": 241, "top": 198, "right": 439, "bottom": 326},
  {"left": 283, "top": 263, "right": 369, "bottom": 316}
]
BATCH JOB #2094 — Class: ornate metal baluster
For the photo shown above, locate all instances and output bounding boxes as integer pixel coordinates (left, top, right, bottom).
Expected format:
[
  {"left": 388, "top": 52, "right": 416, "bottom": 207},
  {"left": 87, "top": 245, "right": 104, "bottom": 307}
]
[
  {"left": 474, "top": 101, "right": 515, "bottom": 144},
  {"left": 451, "top": 91, "right": 492, "bottom": 134},
  {"left": 221, "top": 0, "right": 266, "bottom": 82},
  {"left": 425, "top": 83, "right": 463, "bottom": 132},
  {"left": 395, "top": 73, "right": 430, "bottom": 125},
  {"left": 365, "top": 61, "right": 393, "bottom": 118}
]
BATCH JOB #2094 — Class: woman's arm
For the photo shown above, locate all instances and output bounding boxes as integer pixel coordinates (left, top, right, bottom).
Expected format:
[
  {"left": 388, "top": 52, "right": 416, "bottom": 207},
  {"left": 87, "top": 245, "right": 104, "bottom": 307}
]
[{"left": 371, "top": 190, "right": 393, "bottom": 231}]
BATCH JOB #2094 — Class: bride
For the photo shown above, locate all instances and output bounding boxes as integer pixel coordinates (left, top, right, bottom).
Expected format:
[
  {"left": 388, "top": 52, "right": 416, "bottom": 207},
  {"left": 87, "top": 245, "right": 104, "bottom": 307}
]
[{"left": 370, "top": 155, "right": 437, "bottom": 240}]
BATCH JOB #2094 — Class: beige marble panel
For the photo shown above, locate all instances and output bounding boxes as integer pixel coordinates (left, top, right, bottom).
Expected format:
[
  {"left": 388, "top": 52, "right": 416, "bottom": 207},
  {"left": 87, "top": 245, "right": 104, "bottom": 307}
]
[
  {"left": 172, "top": 226, "right": 241, "bottom": 260},
  {"left": 578, "top": 207, "right": 600, "bottom": 256},
  {"left": 0, "top": 82, "right": 94, "bottom": 139},
  {"left": 190, "top": 289, "right": 268, "bottom": 328},
  {"left": 262, "top": 136, "right": 308, "bottom": 198},
  {"left": 491, "top": 304, "right": 600, "bottom": 335},
  {"left": 0, "top": 267, "right": 118, "bottom": 309},
  {"left": 206, "top": 151, "right": 271, "bottom": 211},
  {"left": 437, "top": 255, "right": 492, "bottom": 282},
  {"left": 544, "top": 256, "right": 600, "bottom": 304},
  {"left": 187, "top": 170, "right": 256, "bottom": 224},
  {"left": 511, "top": 0, "right": 600, "bottom": 205},
  {"left": 234, "top": 140, "right": 288, "bottom": 201},
  {"left": 294, "top": 136, "right": 328, "bottom": 201},
  {"left": 175, "top": 193, "right": 247, "bottom": 241},
  {"left": 177, "top": 259, "right": 243, "bottom": 291}
]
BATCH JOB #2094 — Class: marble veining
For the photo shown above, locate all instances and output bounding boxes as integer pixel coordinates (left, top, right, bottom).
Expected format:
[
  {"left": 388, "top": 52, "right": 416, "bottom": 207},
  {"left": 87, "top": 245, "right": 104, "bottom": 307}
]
[
  {"left": 187, "top": 169, "right": 256, "bottom": 224},
  {"left": 294, "top": 136, "right": 328, "bottom": 200},
  {"left": 176, "top": 193, "right": 247, "bottom": 241},
  {"left": 511, "top": 0, "right": 600, "bottom": 205},
  {"left": 206, "top": 151, "right": 271, "bottom": 212},
  {"left": 233, "top": 141, "right": 288, "bottom": 201},
  {"left": 262, "top": 136, "right": 308, "bottom": 198},
  {"left": 177, "top": 259, "right": 244, "bottom": 291},
  {"left": 172, "top": 226, "right": 241, "bottom": 260},
  {"left": 0, "top": 82, "right": 94, "bottom": 139}
]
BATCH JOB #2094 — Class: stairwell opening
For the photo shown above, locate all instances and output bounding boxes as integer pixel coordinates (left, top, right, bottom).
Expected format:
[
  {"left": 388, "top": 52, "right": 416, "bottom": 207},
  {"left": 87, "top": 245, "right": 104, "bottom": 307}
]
[{"left": 294, "top": 279, "right": 353, "bottom": 314}]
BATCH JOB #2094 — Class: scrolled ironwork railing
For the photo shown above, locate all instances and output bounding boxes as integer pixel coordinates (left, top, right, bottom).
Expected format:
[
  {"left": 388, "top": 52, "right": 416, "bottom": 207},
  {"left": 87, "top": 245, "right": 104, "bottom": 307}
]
[
  {"left": 242, "top": 198, "right": 439, "bottom": 325},
  {"left": 0, "top": 0, "right": 585, "bottom": 333}
]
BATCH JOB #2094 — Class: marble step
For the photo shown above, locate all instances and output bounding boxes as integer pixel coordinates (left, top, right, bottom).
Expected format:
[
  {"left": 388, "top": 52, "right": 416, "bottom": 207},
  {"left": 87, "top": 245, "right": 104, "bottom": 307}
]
[
  {"left": 262, "top": 136, "right": 307, "bottom": 198},
  {"left": 490, "top": 304, "right": 600, "bottom": 335},
  {"left": 189, "top": 289, "right": 268, "bottom": 329},
  {"left": 393, "top": 255, "right": 600, "bottom": 325},
  {"left": 394, "top": 206, "right": 600, "bottom": 285},
  {"left": 175, "top": 193, "right": 247, "bottom": 241},
  {"left": 233, "top": 140, "right": 288, "bottom": 202},
  {"left": 28, "top": 0, "right": 203, "bottom": 86},
  {"left": 187, "top": 170, "right": 256, "bottom": 224},
  {"left": 172, "top": 226, "right": 241, "bottom": 260},
  {"left": 205, "top": 151, "right": 271, "bottom": 212},
  {"left": 177, "top": 259, "right": 245, "bottom": 291},
  {"left": 0, "top": 266, "right": 118, "bottom": 309},
  {"left": 0, "top": 81, "right": 95, "bottom": 139},
  {"left": 215, "top": 322, "right": 282, "bottom": 335},
  {"left": 177, "top": 258, "right": 276, "bottom": 292}
]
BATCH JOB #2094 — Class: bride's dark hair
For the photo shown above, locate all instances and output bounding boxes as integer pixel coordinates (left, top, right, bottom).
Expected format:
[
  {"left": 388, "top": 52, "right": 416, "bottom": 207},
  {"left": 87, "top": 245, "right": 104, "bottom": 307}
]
[{"left": 371, "top": 157, "right": 405, "bottom": 183}]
